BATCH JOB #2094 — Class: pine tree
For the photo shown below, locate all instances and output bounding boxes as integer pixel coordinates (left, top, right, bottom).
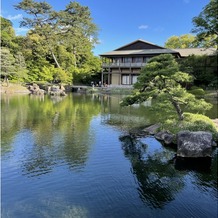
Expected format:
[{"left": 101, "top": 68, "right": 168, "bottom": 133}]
[{"left": 121, "top": 54, "right": 212, "bottom": 121}]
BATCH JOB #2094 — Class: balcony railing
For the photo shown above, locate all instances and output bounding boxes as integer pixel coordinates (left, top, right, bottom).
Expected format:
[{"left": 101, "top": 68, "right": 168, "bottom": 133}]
[{"left": 102, "top": 62, "right": 146, "bottom": 68}]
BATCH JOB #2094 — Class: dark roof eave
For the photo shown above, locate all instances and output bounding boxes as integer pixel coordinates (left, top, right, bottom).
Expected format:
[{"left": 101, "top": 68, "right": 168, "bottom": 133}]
[{"left": 100, "top": 51, "right": 180, "bottom": 57}]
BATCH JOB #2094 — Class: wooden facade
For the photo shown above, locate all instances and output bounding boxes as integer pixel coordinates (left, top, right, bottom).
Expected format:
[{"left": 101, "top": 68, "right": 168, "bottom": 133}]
[
  {"left": 100, "top": 39, "right": 180, "bottom": 86},
  {"left": 99, "top": 39, "right": 217, "bottom": 86}
]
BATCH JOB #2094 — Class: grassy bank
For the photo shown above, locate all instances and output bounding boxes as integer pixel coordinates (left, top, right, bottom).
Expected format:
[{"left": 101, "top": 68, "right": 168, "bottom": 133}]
[{"left": 0, "top": 83, "right": 30, "bottom": 94}]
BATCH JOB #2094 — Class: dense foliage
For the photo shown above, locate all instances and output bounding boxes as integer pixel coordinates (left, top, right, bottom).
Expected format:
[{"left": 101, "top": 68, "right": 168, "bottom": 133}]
[
  {"left": 1, "top": 17, "right": 27, "bottom": 83},
  {"left": 162, "top": 113, "right": 218, "bottom": 140},
  {"left": 164, "top": 0, "right": 217, "bottom": 88},
  {"left": 0, "top": 0, "right": 101, "bottom": 84},
  {"left": 178, "top": 54, "right": 217, "bottom": 88},
  {"left": 192, "top": 0, "right": 218, "bottom": 48},
  {"left": 164, "top": 34, "right": 198, "bottom": 48},
  {"left": 164, "top": 34, "right": 217, "bottom": 49}
]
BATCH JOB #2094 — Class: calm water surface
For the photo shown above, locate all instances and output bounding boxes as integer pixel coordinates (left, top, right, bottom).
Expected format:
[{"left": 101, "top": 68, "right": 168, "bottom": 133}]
[{"left": 1, "top": 93, "right": 217, "bottom": 218}]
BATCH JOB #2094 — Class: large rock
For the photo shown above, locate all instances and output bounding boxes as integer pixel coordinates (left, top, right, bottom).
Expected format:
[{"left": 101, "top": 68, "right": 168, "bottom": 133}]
[{"left": 177, "top": 131, "right": 213, "bottom": 158}]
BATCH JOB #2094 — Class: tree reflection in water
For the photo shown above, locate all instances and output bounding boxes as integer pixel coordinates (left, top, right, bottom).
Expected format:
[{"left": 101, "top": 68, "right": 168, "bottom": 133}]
[
  {"left": 1, "top": 94, "right": 101, "bottom": 177},
  {"left": 119, "top": 135, "right": 185, "bottom": 208}
]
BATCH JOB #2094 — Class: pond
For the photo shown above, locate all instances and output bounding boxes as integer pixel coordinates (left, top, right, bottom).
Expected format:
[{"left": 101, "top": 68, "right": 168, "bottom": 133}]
[{"left": 1, "top": 93, "right": 217, "bottom": 218}]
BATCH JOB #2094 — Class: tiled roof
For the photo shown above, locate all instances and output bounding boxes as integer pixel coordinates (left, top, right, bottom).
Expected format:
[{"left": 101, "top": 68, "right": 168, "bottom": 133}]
[
  {"left": 100, "top": 49, "right": 179, "bottom": 56},
  {"left": 173, "top": 48, "right": 217, "bottom": 57},
  {"left": 99, "top": 39, "right": 217, "bottom": 57}
]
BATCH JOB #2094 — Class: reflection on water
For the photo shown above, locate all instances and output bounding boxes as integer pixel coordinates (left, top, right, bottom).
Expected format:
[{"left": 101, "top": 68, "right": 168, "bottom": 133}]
[
  {"left": 1, "top": 93, "right": 218, "bottom": 218},
  {"left": 1, "top": 94, "right": 100, "bottom": 163},
  {"left": 120, "top": 135, "right": 184, "bottom": 208}
]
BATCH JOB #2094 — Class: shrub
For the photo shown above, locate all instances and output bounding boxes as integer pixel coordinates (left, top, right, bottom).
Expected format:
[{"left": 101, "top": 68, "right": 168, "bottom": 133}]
[{"left": 161, "top": 112, "right": 218, "bottom": 141}]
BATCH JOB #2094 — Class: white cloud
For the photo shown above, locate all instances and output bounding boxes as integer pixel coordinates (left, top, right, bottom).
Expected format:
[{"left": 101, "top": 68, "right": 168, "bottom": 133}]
[
  {"left": 7, "top": 14, "right": 23, "bottom": 21},
  {"left": 138, "top": 25, "right": 148, "bottom": 30}
]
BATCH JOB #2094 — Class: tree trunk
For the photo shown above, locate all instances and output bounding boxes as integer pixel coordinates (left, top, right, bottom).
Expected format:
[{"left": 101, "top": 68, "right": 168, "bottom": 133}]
[
  {"left": 4, "top": 75, "right": 9, "bottom": 87},
  {"left": 51, "top": 51, "right": 61, "bottom": 68},
  {"left": 35, "top": 17, "right": 61, "bottom": 69},
  {"left": 171, "top": 99, "right": 184, "bottom": 121}
]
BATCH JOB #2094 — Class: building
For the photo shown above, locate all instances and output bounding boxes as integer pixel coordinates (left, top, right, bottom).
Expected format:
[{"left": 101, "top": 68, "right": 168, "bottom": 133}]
[
  {"left": 100, "top": 39, "right": 216, "bottom": 86},
  {"left": 173, "top": 48, "right": 217, "bottom": 58}
]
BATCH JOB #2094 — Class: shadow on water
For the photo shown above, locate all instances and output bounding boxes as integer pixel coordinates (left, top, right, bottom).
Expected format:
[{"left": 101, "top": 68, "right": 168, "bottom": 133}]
[{"left": 174, "top": 157, "right": 212, "bottom": 173}]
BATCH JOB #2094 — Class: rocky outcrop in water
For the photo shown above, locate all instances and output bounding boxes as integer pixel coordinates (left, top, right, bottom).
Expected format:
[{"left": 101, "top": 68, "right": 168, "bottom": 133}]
[
  {"left": 28, "top": 83, "right": 45, "bottom": 95},
  {"left": 132, "top": 124, "right": 217, "bottom": 158},
  {"left": 177, "top": 131, "right": 213, "bottom": 158},
  {"left": 28, "top": 83, "right": 67, "bottom": 96},
  {"left": 48, "top": 85, "right": 67, "bottom": 96}
]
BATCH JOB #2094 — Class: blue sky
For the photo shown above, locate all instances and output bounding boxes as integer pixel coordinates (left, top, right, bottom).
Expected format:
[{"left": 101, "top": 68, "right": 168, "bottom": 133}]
[{"left": 1, "top": 0, "right": 209, "bottom": 56}]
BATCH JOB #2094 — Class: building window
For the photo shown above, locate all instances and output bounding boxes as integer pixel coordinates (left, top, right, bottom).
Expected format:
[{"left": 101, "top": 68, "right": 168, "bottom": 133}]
[
  {"left": 122, "top": 75, "right": 130, "bottom": 85},
  {"left": 121, "top": 75, "right": 138, "bottom": 85},
  {"left": 132, "top": 75, "right": 138, "bottom": 84},
  {"left": 123, "top": 57, "right": 132, "bottom": 63},
  {"left": 143, "top": 57, "right": 151, "bottom": 63},
  {"left": 113, "top": 58, "right": 122, "bottom": 63},
  {"left": 133, "top": 57, "right": 143, "bottom": 63}
]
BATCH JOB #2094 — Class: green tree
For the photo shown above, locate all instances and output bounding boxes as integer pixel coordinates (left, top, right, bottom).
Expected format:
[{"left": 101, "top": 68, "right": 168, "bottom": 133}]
[
  {"left": 1, "top": 47, "right": 28, "bottom": 84},
  {"left": 0, "top": 17, "right": 17, "bottom": 49},
  {"left": 14, "top": 0, "right": 61, "bottom": 67},
  {"left": 1, "top": 47, "right": 16, "bottom": 85},
  {"left": 72, "top": 53, "right": 102, "bottom": 84},
  {"left": 13, "top": 52, "right": 28, "bottom": 82},
  {"left": 19, "top": 32, "right": 51, "bottom": 81},
  {"left": 121, "top": 54, "right": 212, "bottom": 121},
  {"left": 164, "top": 34, "right": 198, "bottom": 48},
  {"left": 192, "top": 0, "right": 218, "bottom": 48},
  {"left": 178, "top": 54, "right": 218, "bottom": 87},
  {"left": 1, "top": 16, "right": 28, "bottom": 83},
  {"left": 14, "top": 0, "right": 100, "bottom": 83}
]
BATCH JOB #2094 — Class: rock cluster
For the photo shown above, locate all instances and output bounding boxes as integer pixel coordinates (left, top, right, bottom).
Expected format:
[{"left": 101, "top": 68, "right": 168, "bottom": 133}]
[
  {"left": 28, "top": 83, "right": 66, "bottom": 96},
  {"left": 28, "top": 83, "right": 45, "bottom": 95},
  {"left": 48, "top": 85, "right": 66, "bottom": 96},
  {"left": 142, "top": 124, "right": 216, "bottom": 158}
]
